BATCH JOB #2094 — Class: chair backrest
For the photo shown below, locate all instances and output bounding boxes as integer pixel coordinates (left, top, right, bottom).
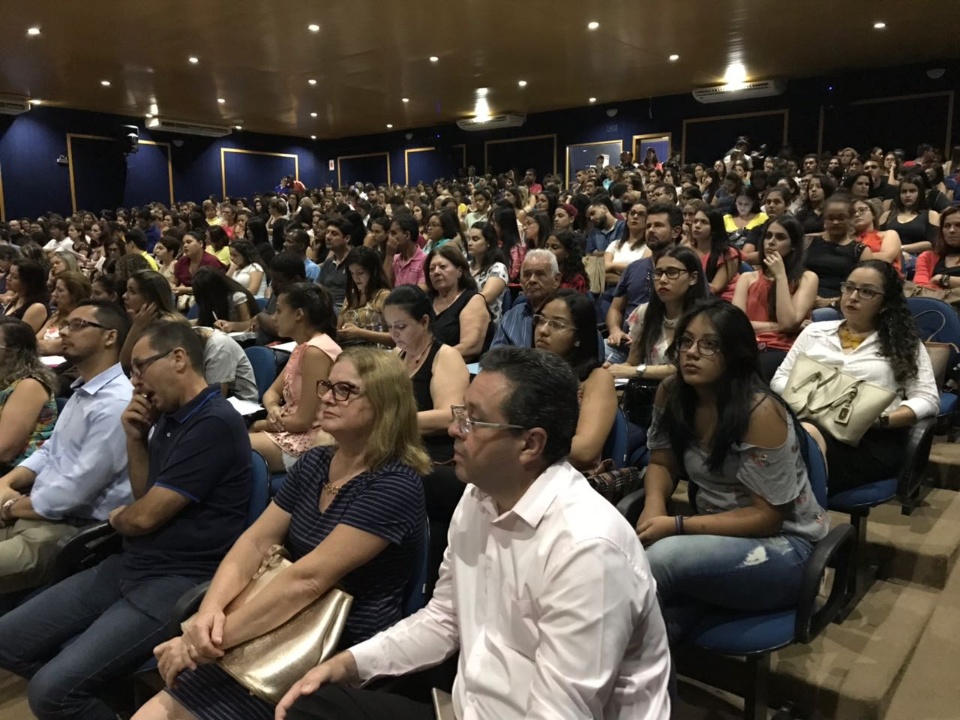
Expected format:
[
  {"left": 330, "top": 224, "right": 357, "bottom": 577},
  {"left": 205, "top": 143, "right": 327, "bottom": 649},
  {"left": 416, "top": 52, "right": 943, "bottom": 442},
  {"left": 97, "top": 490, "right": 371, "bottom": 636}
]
[
  {"left": 248, "top": 450, "right": 271, "bottom": 527},
  {"left": 55, "top": 396, "right": 68, "bottom": 415},
  {"left": 501, "top": 289, "right": 513, "bottom": 315},
  {"left": 799, "top": 428, "right": 829, "bottom": 507},
  {"left": 402, "top": 517, "right": 431, "bottom": 617},
  {"left": 244, "top": 346, "right": 278, "bottom": 400},
  {"left": 811, "top": 307, "right": 842, "bottom": 322},
  {"left": 603, "top": 409, "right": 629, "bottom": 470},
  {"left": 908, "top": 297, "right": 960, "bottom": 386},
  {"left": 739, "top": 260, "right": 754, "bottom": 274},
  {"left": 186, "top": 303, "right": 199, "bottom": 321},
  {"left": 256, "top": 297, "right": 270, "bottom": 311}
]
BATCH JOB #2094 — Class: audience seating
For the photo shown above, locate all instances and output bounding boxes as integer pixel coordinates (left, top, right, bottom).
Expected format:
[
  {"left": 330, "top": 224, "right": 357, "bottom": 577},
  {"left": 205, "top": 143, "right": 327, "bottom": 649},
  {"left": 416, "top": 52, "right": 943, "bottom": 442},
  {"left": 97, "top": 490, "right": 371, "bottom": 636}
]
[
  {"left": 602, "top": 408, "right": 629, "bottom": 470},
  {"left": 186, "top": 303, "right": 199, "bottom": 321},
  {"left": 617, "top": 428, "right": 856, "bottom": 720},
  {"left": 256, "top": 297, "right": 269, "bottom": 310},
  {"left": 244, "top": 346, "right": 278, "bottom": 401},
  {"left": 906, "top": 297, "right": 960, "bottom": 440}
]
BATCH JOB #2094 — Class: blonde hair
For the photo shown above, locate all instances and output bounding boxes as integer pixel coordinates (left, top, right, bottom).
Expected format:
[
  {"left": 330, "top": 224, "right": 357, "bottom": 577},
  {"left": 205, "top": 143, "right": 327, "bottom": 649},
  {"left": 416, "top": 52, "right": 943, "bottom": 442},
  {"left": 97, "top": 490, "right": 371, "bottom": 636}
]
[{"left": 337, "top": 347, "right": 431, "bottom": 475}]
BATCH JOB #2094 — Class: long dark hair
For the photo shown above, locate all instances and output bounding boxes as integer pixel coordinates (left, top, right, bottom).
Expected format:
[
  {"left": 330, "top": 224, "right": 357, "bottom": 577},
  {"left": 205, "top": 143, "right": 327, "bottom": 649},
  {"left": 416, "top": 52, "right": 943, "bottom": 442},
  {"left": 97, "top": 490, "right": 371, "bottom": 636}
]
[
  {"left": 343, "top": 246, "right": 390, "bottom": 309},
  {"left": 757, "top": 215, "right": 806, "bottom": 319},
  {"left": 892, "top": 172, "right": 930, "bottom": 214},
  {"left": 538, "top": 289, "right": 600, "bottom": 382},
  {"left": 663, "top": 299, "right": 765, "bottom": 472},
  {"left": 11, "top": 258, "right": 49, "bottom": 308},
  {"left": 470, "top": 222, "right": 508, "bottom": 274},
  {"left": 856, "top": 259, "right": 921, "bottom": 385},
  {"left": 492, "top": 206, "right": 522, "bottom": 275},
  {"left": 281, "top": 282, "right": 338, "bottom": 340},
  {"left": 549, "top": 230, "right": 588, "bottom": 287},
  {"left": 191, "top": 267, "right": 260, "bottom": 328},
  {"left": 697, "top": 207, "right": 734, "bottom": 283},
  {"left": 129, "top": 270, "right": 177, "bottom": 315},
  {"left": 638, "top": 247, "right": 708, "bottom": 362}
]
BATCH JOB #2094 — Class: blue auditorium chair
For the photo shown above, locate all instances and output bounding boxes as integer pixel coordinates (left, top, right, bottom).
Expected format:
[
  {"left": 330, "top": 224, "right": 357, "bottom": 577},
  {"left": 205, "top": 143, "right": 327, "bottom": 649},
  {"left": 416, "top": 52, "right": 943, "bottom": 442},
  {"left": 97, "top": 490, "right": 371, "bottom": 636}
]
[
  {"left": 602, "top": 408, "right": 629, "bottom": 470},
  {"left": 616, "top": 428, "right": 856, "bottom": 720},
  {"left": 244, "top": 346, "right": 278, "bottom": 401},
  {"left": 906, "top": 297, "right": 960, "bottom": 441}
]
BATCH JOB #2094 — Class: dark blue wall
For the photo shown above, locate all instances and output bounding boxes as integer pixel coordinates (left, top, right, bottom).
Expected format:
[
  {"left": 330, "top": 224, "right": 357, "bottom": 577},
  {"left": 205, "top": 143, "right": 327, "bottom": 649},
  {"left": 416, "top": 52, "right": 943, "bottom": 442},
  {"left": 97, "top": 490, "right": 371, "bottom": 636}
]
[{"left": 1, "top": 60, "right": 957, "bottom": 220}]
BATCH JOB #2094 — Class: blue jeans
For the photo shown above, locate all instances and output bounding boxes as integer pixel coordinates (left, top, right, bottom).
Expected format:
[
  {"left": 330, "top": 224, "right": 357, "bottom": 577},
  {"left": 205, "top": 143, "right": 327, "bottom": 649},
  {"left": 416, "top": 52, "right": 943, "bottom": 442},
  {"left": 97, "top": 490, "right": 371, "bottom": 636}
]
[
  {"left": 0, "top": 554, "right": 199, "bottom": 720},
  {"left": 645, "top": 533, "right": 812, "bottom": 644}
]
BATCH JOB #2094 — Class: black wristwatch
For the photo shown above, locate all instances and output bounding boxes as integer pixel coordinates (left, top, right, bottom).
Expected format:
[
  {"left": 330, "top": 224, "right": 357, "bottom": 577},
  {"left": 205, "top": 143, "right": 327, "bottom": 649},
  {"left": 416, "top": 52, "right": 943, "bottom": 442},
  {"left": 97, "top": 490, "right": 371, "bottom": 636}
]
[{"left": 877, "top": 414, "right": 890, "bottom": 428}]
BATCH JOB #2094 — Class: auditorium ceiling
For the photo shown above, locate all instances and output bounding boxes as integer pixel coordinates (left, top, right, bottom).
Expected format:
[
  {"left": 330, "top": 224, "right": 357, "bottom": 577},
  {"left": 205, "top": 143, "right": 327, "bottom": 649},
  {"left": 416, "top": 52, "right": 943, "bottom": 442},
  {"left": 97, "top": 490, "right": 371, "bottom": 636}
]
[{"left": 1, "top": 0, "right": 958, "bottom": 139}]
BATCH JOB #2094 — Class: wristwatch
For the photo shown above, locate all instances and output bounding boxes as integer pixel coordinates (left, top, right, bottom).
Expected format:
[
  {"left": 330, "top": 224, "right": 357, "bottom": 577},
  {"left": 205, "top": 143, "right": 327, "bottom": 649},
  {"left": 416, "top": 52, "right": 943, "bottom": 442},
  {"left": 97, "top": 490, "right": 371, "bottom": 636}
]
[
  {"left": 877, "top": 414, "right": 890, "bottom": 428},
  {"left": 635, "top": 363, "right": 647, "bottom": 378}
]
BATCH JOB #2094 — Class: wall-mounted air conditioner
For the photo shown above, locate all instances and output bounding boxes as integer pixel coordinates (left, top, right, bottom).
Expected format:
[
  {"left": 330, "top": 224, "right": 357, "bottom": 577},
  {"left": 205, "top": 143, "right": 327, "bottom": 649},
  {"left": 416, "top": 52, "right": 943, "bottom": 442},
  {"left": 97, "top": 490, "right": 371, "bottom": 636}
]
[
  {"left": 692, "top": 79, "right": 787, "bottom": 104},
  {"left": 0, "top": 94, "right": 31, "bottom": 116},
  {"left": 145, "top": 117, "right": 232, "bottom": 137},
  {"left": 456, "top": 112, "right": 526, "bottom": 132}
]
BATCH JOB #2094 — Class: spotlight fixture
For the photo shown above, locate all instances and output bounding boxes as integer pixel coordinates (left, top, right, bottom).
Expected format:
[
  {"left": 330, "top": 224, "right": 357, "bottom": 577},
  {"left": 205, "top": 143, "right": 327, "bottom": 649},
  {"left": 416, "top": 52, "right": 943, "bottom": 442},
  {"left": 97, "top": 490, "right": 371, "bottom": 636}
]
[
  {"left": 402, "top": 97, "right": 410, "bottom": 103},
  {"left": 100, "top": 80, "right": 111, "bottom": 87},
  {"left": 587, "top": 21, "right": 599, "bottom": 30},
  {"left": 669, "top": 54, "right": 680, "bottom": 61},
  {"left": 429, "top": 56, "right": 439, "bottom": 63},
  {"left": 518, "top": 80, "right": 527, "bottom": 87},
  {"left": 310, "top": 135, "right": 317, "bottom": 140},
  {"left": 217, "top": 98, "right": 225, "bottom": 104},
  {"left": 308, "top": 79, "right": 317, "bottom": 85},
  {"left": 308, "top": 23, "right": 320, "bottom": 32},
  {"left": 386, "top": 123, "right": 393, "bottom": 129},
  {"left": 588, "top": 97, "right": 597, "bottom": 103},
  {"left": 188, "top": 56, "right": 199, "bottom": 64},
  {"left": 310, "top": 112, "right": 318, "bottom": 117},
  {"left": 873, "top": 21, "right": 886, "bottom": 29},
  {"left": 27, "top": 27, "right": 41, "bottom": 36}
]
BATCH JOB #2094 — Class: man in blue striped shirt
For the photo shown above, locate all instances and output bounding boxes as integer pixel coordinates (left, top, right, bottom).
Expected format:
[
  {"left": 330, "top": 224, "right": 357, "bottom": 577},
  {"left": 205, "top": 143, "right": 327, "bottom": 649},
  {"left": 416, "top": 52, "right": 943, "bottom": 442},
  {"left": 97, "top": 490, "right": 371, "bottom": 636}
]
[{"left": 490, "top": 250, "right": 560, "bottom": 350}]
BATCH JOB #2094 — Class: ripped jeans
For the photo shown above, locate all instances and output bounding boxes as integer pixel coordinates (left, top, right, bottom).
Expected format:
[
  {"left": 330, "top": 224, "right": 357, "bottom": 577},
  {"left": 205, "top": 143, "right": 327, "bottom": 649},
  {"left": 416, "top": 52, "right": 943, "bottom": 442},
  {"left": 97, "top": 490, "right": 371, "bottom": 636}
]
[{"left": 645, "top": 533, "right": 813, "bottom": 644}]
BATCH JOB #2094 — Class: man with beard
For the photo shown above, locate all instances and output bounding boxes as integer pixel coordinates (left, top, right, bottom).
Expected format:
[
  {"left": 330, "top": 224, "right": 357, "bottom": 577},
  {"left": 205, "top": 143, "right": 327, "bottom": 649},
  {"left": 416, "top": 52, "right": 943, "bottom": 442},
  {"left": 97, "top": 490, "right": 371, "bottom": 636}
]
[
  {"left": 0, "top": 300, "right": 132, "bottom": 595},
  {"left": 605, "top": 204, "right": 683, "bottom": 361}
]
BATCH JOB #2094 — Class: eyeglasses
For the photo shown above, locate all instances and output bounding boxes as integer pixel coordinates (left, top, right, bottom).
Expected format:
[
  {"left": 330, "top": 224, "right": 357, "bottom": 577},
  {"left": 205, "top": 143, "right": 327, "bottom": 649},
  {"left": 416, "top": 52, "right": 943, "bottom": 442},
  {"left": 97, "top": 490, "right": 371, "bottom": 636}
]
[
  {"left": 839, "top": 282, "right": 884, "bottom": 300},
  {"left": 628, "top": 209, "right": 647, "bottom": 218},
  {"left": 450, "top": 405, "right": 525, "bottom": 435},
  {"left": 317, "top": 379, "right": 364, "bottom": 402},
  {"left": 852, "top": 206, "right": 871, "bottom": 216},
  {"left": 130, "top": 349, "right": 174, "bottom": 379},
  {"left": 533, "top": 314, "right": 576, "bottom": 332},
  {"left": 677, "top": 336, "right": 722, "bottom": 357},
  {"left": 59, "top": 319, "right": 108, "bottom": 333},
  {"left": 653, "top": 268, "right": 689, "bottom": 280}
]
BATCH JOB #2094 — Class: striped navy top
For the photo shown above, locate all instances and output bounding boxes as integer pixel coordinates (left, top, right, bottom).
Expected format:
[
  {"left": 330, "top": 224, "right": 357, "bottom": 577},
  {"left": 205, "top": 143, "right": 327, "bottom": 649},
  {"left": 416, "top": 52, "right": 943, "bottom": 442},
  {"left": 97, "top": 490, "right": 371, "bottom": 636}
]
[{"left": 275, "top": 446, "right": 427, "bottom": 647}]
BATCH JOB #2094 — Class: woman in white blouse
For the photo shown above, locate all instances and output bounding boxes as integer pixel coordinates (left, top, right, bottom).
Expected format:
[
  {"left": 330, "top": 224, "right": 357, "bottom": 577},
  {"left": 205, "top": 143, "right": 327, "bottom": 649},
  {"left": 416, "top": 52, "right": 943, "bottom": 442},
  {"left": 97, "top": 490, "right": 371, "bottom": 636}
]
[
  {"left": 226, "top": 239, "right": 267, "bottom": 297},
  {"left": 771, "top": 260, "right": 938, "bottom": 494},
  {"left": 466, "top": 222, "right": 509, "bottom": 325},
  {"left": 604, "top": 200, "right": 649, "bottom": 287}
]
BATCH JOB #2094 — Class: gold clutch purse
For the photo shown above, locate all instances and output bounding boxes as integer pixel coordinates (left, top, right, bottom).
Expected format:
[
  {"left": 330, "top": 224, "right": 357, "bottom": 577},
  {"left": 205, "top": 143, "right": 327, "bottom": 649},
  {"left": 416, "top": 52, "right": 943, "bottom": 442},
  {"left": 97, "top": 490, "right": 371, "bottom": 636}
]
[{"left": 184, "top": 545, "right": 353, "bottom": 705}]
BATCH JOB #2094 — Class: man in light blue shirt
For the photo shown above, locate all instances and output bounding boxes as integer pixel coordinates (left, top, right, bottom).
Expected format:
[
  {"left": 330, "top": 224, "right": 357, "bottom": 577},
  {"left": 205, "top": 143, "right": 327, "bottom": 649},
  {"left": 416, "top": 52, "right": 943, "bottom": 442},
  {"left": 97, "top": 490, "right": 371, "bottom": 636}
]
[
  {"left": 284, "top": 228, "right": 321, "bottom": 282},
  {"left": 0, "top": 300, "right": 132, "bottom": 593}
]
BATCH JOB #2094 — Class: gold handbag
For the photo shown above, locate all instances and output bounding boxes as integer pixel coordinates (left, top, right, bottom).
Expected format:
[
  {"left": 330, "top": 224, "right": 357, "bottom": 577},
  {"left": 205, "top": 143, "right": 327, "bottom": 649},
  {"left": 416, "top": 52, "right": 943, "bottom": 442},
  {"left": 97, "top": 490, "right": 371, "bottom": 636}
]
[
  {"left": 184, "top": 545, "right": 353, "bottom": 705},
  {"left": 781, "top": 355, "right": 896, "bottom": 446}
]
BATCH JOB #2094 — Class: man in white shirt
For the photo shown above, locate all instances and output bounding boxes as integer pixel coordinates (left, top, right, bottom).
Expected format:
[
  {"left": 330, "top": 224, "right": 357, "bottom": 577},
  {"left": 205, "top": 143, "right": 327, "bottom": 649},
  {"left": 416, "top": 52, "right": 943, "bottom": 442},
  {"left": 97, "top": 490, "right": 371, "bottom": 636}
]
[{"left": 276, "top": 346, "right": 671, "bottom": 720}]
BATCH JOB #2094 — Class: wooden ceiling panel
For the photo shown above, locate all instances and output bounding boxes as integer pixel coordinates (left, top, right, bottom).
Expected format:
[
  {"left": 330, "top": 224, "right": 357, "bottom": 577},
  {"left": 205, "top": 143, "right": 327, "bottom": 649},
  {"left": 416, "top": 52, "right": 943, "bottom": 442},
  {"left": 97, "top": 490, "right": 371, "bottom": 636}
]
[{"left": 1, "top": 0, "right": 958, "bottom": 138}]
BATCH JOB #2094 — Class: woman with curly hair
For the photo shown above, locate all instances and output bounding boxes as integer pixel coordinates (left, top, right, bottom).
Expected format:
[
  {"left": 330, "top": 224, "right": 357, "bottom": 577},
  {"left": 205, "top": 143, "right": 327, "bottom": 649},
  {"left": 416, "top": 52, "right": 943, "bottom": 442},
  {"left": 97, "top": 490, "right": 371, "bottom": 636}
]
[
  {"left": 544, "top": 230, "right": 589, "bottom": 293},
  {"left": 771, "top": 260, "right": 939, "bottom": 494}
]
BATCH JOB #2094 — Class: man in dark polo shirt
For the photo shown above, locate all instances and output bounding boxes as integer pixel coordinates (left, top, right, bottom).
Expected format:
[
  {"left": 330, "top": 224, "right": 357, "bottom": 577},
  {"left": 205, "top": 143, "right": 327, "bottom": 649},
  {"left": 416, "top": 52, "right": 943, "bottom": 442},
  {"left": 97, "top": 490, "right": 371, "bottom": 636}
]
[{"left": 0, "top": 321, "right": 251, "bottom": 720}]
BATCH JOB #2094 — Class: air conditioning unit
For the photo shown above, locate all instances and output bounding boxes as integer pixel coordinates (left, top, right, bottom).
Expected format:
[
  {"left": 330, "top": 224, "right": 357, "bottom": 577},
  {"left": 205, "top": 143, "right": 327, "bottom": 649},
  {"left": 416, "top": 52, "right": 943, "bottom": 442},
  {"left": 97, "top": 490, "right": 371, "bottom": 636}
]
[
  {"left": 692, "top": 79, "right": 787, "bottom": 104},
  {"left": 456, "top": 112, "right": 526, "bottom": 132},
  {"left": 0, "top": 94, "right": 31, "bottom": 116},
  {"left": 145, "top": 117, "right": 232, "bottom": 137}
]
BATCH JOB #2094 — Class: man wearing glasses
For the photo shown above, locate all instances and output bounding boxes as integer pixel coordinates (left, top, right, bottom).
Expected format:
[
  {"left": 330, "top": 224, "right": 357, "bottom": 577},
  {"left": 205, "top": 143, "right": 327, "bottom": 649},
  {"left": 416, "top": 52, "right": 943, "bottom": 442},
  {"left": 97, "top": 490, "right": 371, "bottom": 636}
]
[
  {"left": 0, "top": 300, "right": 133, "bottom": 596},
  {"left": 0, "top": 320, "right": 252, "bottom": 719},
  {"left": 277, "top": 346, "right": 671, "bottom": 720}
]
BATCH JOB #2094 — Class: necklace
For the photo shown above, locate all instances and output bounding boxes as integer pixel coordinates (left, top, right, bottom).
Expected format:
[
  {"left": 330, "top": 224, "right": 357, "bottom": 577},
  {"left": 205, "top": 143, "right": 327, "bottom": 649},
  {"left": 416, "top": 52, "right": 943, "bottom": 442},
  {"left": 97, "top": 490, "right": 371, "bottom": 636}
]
[
  {"left": 324, "top": 482, "right": 347, "bottom": 496},
  {"left": 404, "top": 336, "right": 433, "bottom": 373},
  {"left": 838, "top": 323, "right": 871, "bottom": 350},
  {"left": 662, "top": 316, "right": 679, "bottom": 329}
]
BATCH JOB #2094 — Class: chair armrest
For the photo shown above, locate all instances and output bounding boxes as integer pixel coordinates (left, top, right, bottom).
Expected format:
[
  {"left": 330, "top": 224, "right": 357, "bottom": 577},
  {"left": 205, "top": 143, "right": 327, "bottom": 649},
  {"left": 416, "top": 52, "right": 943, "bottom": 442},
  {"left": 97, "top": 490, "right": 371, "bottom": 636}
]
[
  {"left": 616, "top": 488, "right": 647, "bottom": 527},
  {"left": 167, "top": 581, "right": 212, "bottom": 636},
  {"left": 897, "top": 416, "right": 936, "bottom": 503},
  {"left": 52, "top": 521, "right": 121, "bottom": 582},
  {"left": 795, "top": 523, "right": 856, "bottom": 643}
]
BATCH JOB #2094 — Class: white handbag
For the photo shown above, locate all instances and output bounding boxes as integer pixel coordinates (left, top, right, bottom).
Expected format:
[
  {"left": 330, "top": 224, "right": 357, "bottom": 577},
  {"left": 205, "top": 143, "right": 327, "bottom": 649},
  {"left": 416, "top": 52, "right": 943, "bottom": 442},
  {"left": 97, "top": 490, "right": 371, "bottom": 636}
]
[{"left": 781, "top": 355, "right": 897, "bottom": 446}]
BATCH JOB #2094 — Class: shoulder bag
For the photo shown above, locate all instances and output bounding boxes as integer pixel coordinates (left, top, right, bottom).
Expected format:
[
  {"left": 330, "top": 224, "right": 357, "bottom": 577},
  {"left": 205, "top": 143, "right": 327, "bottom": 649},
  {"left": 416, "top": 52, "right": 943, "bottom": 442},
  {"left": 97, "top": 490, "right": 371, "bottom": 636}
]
[
  {"left": 780, "top": 355, "right": 896, "bottom": 446},
  {"left": 184, "top": 545, "right": 353, "bottom": 704}
]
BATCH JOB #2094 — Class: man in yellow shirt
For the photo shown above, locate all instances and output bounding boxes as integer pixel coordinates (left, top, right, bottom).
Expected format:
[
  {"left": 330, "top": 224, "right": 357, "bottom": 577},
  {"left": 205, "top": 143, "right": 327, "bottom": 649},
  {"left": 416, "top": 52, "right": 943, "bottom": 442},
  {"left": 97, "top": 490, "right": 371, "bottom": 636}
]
[{"left": 124, "top": 230, "right": 160, "bottom": 271}]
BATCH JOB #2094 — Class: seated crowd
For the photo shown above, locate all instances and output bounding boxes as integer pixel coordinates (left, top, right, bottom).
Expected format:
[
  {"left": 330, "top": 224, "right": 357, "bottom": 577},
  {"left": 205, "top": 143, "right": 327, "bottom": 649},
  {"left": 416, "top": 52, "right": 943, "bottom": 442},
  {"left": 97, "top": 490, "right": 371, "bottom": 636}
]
[{"left": 0, "top": 137, "right": 954, "bottom": 720}]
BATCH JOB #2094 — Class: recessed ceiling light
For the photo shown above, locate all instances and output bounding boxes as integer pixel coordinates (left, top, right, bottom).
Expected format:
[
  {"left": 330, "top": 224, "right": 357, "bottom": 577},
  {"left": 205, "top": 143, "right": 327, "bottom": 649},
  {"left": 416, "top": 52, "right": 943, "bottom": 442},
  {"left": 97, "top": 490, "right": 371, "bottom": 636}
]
[
  {"left": 217, "top": 98, "right": 225, "bottom": 104},
  {"left": 28, "top": 99, "right": 42, "bottom": 105},
  {"left": 873, "top": 21, "right": 886, "bottom": 29},
  {"left": 518, "top": 80, "right": 527, "bottom": 87},
  {"left": 188, "top": 56, "right": 199, "bottom": 64},
  {"left": 310, "top": 135, "right": 317, "bottom": 140},
  {"left": 429, "top": 56, "right": 439, "bottom": 63},
  {"left": 308, "top": 23, "right": 320, "bottom": 32},
  {"left": 235, "top": 125, "right": 242, "bottom": 130},
  {"left": 100, "top": 80, "right": 111, "bottom": 87},
  {"left": 308, "top": 79, "right": 317, "bottom": 85},
  {"left": 589, "top": 97, "right": 597, "bottom": 103},
  {"left": 587, "top": 21, "right": 599, "bottom": 30},
  {"left": 402, "top": 97, "right": 410, "bottom": 103},
  {"left": 145, "top": 113, "right": 153, "bottom": 118},
  {"left": 26, "top": 27, "right": 40, "bottom": 36},
  {"left": 310, "top": 112, "right": 318, "bottom": 117},
  {"left": 723, "top": 62, "right": 748, "bottom": 86},
  {"left": 669, "top": 54, "right": 680, "bottom": 61},
  {"left": 386, "top": 124, "right": 393, "bottom": 129}
]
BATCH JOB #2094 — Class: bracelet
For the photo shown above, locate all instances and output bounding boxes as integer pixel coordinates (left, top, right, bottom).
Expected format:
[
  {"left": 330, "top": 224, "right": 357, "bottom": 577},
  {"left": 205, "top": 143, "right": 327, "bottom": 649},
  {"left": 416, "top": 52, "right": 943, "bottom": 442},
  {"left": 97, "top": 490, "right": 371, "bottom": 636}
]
[
  {"left": 942, "top": 275, "right": 952, "bottom": 289},
  {"left": 674, "top": 515, "right": 685, "bottom": 536}
]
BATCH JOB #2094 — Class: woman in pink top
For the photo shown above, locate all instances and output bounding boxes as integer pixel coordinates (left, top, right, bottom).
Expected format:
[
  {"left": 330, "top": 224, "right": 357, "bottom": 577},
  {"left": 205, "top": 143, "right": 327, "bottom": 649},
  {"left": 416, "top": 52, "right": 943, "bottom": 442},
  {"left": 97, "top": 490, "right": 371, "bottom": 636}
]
[
  {"left": 690, "top": 207, "right": 741, "bottom": 301},
  {"left": 249, "top": 283, "right": 342, "bottom": 471}
]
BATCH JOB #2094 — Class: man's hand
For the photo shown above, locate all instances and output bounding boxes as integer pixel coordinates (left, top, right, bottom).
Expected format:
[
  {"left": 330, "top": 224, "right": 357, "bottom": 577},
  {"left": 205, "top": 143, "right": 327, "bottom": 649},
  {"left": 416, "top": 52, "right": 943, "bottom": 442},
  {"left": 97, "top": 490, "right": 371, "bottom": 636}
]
[
  {"left": 121, "top": 394, "right": 158, "bottom": 441},
  {"left": 606, "top": 329, "right": 630, "bottom": 348},
  {"left": 275, "top": 652, "right": 359, "bottom": 720}
]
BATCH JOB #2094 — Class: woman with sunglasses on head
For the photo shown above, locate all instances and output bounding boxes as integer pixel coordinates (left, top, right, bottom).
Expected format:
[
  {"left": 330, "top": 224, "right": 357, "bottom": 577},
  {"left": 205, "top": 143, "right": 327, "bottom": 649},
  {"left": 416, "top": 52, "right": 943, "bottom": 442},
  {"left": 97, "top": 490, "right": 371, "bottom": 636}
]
[
  {"left": 249, "top": 283, "right": 342, "bottom": 472},
  {"left": 771, "top": 261, "right": 938, "bottom": 494},
  {"left": 733, "top": 216, "right": 818, "bottom": 383},
  {"left": 533, "top": 289, "right": 617, "bottom": 472},
  {"left": 638, "top": 298, "right": 828, "bottom": 645},
  {"left": 134, "top": 348, "right": 429, "bottom": 720}
]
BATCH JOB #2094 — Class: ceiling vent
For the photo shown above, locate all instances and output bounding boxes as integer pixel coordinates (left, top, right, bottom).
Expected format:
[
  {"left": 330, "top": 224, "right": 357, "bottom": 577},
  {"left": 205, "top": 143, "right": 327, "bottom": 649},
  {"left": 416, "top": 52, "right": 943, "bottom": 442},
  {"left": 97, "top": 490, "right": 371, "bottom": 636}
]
[
  {"left": 145, "top": 117, "right": 232, "bottom": 137},
  {"left": 456, "top": 112, "right": 526, "bottom": 132},
  {"left": 692, "top": 79, "right": 787, "bottom": 104},
  {"left": 0, "top": 94, "right": 31, "bottom": 116}
]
